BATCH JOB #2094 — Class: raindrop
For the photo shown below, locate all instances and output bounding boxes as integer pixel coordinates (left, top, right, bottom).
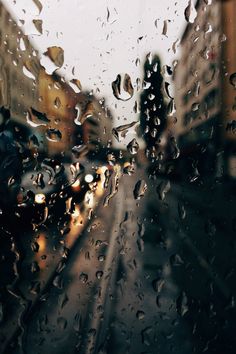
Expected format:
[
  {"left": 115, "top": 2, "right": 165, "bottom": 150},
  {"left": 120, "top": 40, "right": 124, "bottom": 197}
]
[
  {"left": 162, "top": 20, "right": 168, "bottom": 36},
  {"left": 79, "top": 272, "right": 88, "bottom": 283},
  {"left": 136, "top": 310, "right": 145, "bottom": 320},
  {"left": 170, "top": 254, "right": 184, "bottom": 266},
  {"left": 72, "top": 145, "right": 88, "bottom": 158},
  {"left": 31, "top": 261, "right": 40, "bottom": 273},
  {"left": 73, "top": 312, "right": 82, "bottom": 332},
  {"left": 127, "top": 138, "right": 139, "bottom": 155},
  {"left": 164, "top": 82, "right": 173, "bottom": 99},
  {"left": 98, "top": 255, "right": 105, "bottom": 262},
  {"left": 32, "top": 173, "right": 45, "bottom": 188},
  {"left": 156, "top": 180, "right": 170, "bottom": 200},
  {"left": 26, "top": 107, "right": 50, "bottom": 128},
  {"left": 45, "top": 128, "right": 62, "bottom": 142},
  {"left": 176, "top": 291, "right": 189, "bottom": 317},
  {"left": 96, "top": 271, "right": 103, "bottom": 279},
  {"left": 141, "top": 327, "right": 152, "bottom": 346},
  {"left": 112, "top": 73, "right": 134, "bottom": 101},
  {"left": 54, "top": 96, "right": 61, "bottom": 109},
  {"left": 53, "top": 275, "right": 63, "bottom": 289},
  {"left": 112, "top": 121, "right": 139, "bottom": 142},
  {"left": 229, "top": 73, "right": 236, "bottom": 88},
  {"left": 32, "top": 19, "right": 43, "bottom": 34},
  {"left": 184, "top": 0, "right": 197, "bottom": 24},
  {"left": 133, "top": 180, "right": 147, "bottom": 200},
  {"left": 29, "top": 134, "right": 40, "bottom": 147},
  {"left": 152, "top": 277, "right": 165, "bottom": 293},
  {"left": 70, "top": 162, "right": 85, "bottom": 184},
  {"left": 30, "top": 281, "right": 41, "bottom": 295},
  {"left": 44, "top": 46, "right": 64, "bottom": 68},
  {"left": 69, "top": 79, "right": 82, "bottom": 93},
  {"left": 191, "top": 102, "right": 200, "bottom": 111},
  {"left": 23, "top": 65, "right": 36, "bottom": 80},
  {"left": 123, "top": 162, "right": 135, "bottom": 175},
  {"left": 57, "top": 316, "right": 67, "bottom": 330},
  {"left": 178, "top": 202, "right": 186, "bottom": 219},
  {"left": 169, "top": 137, "right": 180, "bottom": 159},
  {"left": 167, "top": 99, "right": 176, "bottom": 116},
  {"left": 31, "top": 241, "right": 40, "bottom": 253},
  {"left": 32, "top": 0, "right": 43, "bottom": 14},
  {"left": 58, "top": 293, "right": 69, "bottom": 309}
]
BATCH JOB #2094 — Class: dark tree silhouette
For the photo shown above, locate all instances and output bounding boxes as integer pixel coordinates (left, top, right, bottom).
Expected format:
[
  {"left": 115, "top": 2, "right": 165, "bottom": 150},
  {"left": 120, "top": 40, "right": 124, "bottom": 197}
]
[{"left": 140, "top": 54, "right": 167, "bottom": 157}]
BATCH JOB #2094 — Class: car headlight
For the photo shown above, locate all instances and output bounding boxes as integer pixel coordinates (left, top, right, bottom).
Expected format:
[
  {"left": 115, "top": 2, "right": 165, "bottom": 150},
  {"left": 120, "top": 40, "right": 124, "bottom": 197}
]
[
  {"left": 85, "top": 174, "right": 94, "bottom": 183},
  {"left": 35, "top": 193, "right": 46, "bottom": 204}
]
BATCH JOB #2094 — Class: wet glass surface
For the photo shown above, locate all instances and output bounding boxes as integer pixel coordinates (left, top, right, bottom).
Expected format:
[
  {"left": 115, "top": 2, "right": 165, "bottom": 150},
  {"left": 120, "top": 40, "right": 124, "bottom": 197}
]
[{"left": 0, "top": 1, "right": 236, "bottom": 353}]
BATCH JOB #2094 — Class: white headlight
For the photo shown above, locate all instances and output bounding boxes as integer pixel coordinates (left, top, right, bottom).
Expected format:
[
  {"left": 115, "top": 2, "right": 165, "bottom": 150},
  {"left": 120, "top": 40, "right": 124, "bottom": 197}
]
[
  {"left": 35, "top": 193, "right": 46, "bottom": 204},
  {"left": 85, "top": 174, "right": 94, "bottom": 183}
]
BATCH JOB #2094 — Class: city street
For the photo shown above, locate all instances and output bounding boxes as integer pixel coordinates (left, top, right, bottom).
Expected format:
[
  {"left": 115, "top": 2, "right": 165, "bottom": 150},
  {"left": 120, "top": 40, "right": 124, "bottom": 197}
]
[{"left": 2, "top": 165, "right": 236, "bottom": 354}]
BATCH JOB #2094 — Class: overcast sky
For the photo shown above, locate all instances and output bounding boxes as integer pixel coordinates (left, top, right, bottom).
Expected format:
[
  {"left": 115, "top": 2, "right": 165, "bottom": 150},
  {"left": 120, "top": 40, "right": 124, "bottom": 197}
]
[{"left": 3, "top": 0, "right": 189, "bottom": 147}]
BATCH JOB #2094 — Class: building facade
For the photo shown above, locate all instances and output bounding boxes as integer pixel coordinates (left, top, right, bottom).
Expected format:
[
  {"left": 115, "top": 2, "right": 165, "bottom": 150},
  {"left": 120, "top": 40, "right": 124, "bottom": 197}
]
[
  {"left": 0, "top": 2, "right": 113, "bottom": 160},
  {"left": 174, "top": 0, "right": 236, "bottom": 177}
]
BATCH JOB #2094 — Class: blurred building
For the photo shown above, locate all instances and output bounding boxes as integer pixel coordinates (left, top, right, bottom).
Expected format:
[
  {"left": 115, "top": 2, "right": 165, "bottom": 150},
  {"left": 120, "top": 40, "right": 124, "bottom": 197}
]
[
  {"left": 174, "top": 0, "right": 236, "bottom": 178},
  {"left": 39, "top": 73, "right": 113, "bottom": 158},
  {"left": 0, "top": 2, "right": 113, "bottom": 159},
  {"left": 0, "top": 2, "right": 40, "bottom": 123}
]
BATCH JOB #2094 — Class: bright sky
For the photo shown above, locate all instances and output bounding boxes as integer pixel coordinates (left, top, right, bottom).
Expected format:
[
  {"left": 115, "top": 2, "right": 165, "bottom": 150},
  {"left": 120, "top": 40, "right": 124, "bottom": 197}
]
[{"left": 3, "top": 0, "right": 189, "bottom": 147}]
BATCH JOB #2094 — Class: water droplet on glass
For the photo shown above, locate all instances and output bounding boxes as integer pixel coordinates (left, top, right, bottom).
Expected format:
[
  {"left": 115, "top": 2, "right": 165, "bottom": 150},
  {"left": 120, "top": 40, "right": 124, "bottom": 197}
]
[
  {"left": 73, "top": 312, "right": 82, "bottom": 332},
  {"left": 44, "top": 46, "right": 64, "bottom": 68},
  {"left": 26, "top": 107, "right": 50, "bottom": 128},
  {"left": 178, "top": 202, "right": 186, "bottom": 219},
  {"left": 96, "top": 271, "right": 103, "bottom": 279},
  {"left": 184, "top": 0, "right": 197, "bottom": 24},
  {"left": 112, "top": 73, "right": 134, "bottom": 101},
  {"left": 112, "top": 121, "right": 139, "bottom": 142},
  {"left": 169, "top": 137, "right": 180, "bottom": 159},
  {"left": 136, "top": 310, "right": 145, "bottom": 320},
  {"left": 45, "top": 128, "right": 62, "bottom": 142},
  {"left": 31, "top": 261, "right": 40, "bottom": 273},
  {"left": 23, "top": 65, "right": 36, "bottom": 80},
  {"left": 152, "top": 277, "right": 165, "bottom": 293},
  {"left": 156, "top": 180, "right": 171, "bottom": 200},
  {"left": 31, "top": 241, "right": 40, "bottom": 253},
  {"left": 32, "top": 0, "right": 43, "bottom": 14},
  {"left": 54, "top": 96, "right": 61, "bottom": 109},
  {"left": 98, "top": 255, "right": 105, "bottom": 262},
  {"left": 32, "top": 19, "right": 43, "bottom": 34},
  {"left": 133, "top": 180, "right": 147, "bottom": 200},
  {"left": 72, "top": 144, "right": 88, "bottom": 158},
  {"left": 127, "top": 138, "right": 139, "bottom": 155},
  {"left": 176, "top": 291, "right": 189, "bottom": 317},
  {"left": 79, "top": 272, "right": 88, "bottom": 283},
  {"left": 229, "top": 73, "right": 236, "bottom": 88},
  {"left": 57, "top": 316, "right": 67, "bottom": 330},
  {"left": 170, "top": 254, "right": 184, "bottom": 266}
]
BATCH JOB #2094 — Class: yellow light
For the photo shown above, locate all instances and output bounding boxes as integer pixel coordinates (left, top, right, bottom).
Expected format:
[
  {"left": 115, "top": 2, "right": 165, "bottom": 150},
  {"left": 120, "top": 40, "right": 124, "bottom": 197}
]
[{"left": 35, "top": 193, "right": 46, "bottom": 204}]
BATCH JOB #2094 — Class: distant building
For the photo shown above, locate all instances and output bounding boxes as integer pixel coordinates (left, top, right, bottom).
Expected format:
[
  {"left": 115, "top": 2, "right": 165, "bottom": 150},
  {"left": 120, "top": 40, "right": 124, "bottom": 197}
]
[
  {"left": 0, "top": 2, "right": 113, "bottom": 160},
  {"left": 174, "top": 0, "right": 236, "bottom": 177},
  {"left": 0, "top": 2, "right": 41, "bottom": 122}
]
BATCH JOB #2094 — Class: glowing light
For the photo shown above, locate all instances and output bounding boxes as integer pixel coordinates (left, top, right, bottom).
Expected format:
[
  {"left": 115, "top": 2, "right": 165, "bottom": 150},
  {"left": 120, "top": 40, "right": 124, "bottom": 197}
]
[
  {"left": 71, "top": 179, "right": 80, "bottom": 188},
  {"left": 35, "top": 193, "right": 46, "bottom": 204},
  {"left": 85, "top": 174, "right": 94, "bottom": 183}
]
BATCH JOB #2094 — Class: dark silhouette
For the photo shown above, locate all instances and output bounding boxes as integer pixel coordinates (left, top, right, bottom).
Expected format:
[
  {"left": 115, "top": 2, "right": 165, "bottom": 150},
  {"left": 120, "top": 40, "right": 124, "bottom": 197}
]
[{"left": 140, "top": 55, "right": 167, "bottom": 158}]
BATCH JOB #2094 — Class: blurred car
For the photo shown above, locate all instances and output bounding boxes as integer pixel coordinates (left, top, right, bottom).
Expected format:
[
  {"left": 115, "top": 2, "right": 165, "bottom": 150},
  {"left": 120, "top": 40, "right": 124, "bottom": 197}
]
[
  {"left": 16, "top": 159, "right": 73, "bottom": 226},
  {"left": 16, "top": 159, "right": 109, "bottom": 225}
]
